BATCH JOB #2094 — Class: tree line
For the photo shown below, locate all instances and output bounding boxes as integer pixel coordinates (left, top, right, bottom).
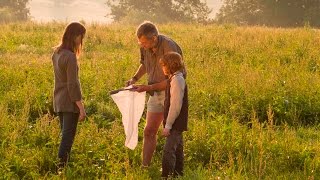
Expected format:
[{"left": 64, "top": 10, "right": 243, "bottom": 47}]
[
  {"left": 0, "top": 0, "right": 29, "bottom": 23},
  {"left": 216, "top": 0, "right": 320, "bottom": 27},
  {"left": 2, "top": 0, "right": 320, "bottom": 27}
]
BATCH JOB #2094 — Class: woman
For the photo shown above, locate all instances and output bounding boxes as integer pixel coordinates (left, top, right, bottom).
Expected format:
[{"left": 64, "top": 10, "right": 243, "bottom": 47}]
[{"left": 52, "top": 22, "right": 86, "bottom": 169}]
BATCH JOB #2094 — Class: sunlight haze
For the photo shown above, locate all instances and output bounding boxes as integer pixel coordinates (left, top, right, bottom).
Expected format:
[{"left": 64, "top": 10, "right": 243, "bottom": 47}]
[{"left": 28, "top": 0, "right": 222, "bottom": 23}]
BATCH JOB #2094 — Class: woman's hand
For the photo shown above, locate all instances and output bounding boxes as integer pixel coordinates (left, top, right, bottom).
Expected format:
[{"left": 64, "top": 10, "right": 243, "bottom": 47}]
[
  {"left": 76, "top": 100, "right": 86, "bottom": 122},
  {"left": 79, "top": 109, "right": 86, "bottom": 122}
]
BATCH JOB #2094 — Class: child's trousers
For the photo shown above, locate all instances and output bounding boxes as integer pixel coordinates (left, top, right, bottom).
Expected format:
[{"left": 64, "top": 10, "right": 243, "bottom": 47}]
[{"left": 162, "top": 130, "right": 184, "bottom": 178}]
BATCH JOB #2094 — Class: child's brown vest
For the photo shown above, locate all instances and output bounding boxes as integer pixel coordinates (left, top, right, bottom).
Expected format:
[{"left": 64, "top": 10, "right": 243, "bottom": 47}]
[{"left": 163, "top": 78, "right": 188, "bottom": 132}]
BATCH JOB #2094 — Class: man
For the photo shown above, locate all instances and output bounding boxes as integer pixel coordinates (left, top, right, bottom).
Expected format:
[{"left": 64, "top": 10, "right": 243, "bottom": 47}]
[{"left": 127, "top": 21, "right": 184, "bottom": 167}]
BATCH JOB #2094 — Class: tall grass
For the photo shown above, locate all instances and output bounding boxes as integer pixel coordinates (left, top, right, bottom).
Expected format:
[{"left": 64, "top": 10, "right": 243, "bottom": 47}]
[{"left": 0, "top": 22, "right": 319, "bottom": 178}]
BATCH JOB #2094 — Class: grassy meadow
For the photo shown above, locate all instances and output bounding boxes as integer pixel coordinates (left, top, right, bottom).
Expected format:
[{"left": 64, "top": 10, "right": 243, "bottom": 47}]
[{"left": 0, "top": 22, "right": 320, "bottom": 179}]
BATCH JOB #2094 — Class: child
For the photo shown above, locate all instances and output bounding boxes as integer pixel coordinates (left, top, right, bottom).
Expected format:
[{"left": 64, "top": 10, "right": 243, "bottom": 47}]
[{"left": 159, "top": 52, "right": 188, "bottom": 178}]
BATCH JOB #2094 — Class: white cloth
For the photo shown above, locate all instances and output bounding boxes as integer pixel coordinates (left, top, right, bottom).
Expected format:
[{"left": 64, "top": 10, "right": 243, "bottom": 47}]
[{"left": 111, "top": 88, "right": 146, "bottom": 150}]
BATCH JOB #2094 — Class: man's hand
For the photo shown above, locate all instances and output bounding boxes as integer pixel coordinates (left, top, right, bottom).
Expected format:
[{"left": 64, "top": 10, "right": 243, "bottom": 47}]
[
  {"left": 126, "top": 78, "right": 137, "bottom": 87},
  {"left": 131, "top": 84, "right": 152, "bottom": 93},
  {"left": 162, "top": 128, "right": 171, "bottom": 137}
]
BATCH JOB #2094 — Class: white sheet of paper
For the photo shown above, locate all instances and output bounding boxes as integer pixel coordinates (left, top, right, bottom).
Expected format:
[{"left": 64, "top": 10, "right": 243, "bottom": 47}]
[{"left": 111, "top": 89, "right": 146, "bottom": 150}]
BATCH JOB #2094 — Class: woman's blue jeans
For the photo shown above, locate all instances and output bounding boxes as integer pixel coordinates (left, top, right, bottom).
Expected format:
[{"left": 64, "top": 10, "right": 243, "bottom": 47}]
[{"left": 58, "top": 112, "right": 79, "bottom": 163}]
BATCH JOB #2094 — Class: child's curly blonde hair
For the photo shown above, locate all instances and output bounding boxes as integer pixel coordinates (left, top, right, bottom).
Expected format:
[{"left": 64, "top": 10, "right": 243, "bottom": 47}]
[{"left": 160, "top": 52, "right": 184, "bottom": 75}]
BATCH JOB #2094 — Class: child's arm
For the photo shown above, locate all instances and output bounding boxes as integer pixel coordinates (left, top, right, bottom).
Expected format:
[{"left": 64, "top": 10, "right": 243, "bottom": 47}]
[{"left": 165, "top": 75, "right": 186, "bottom": 130}]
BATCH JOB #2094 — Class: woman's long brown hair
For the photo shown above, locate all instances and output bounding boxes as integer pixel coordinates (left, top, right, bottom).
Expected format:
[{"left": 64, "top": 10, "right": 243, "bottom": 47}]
[{"left": 56, "top": 22, "right": 86, "bottom": 56}]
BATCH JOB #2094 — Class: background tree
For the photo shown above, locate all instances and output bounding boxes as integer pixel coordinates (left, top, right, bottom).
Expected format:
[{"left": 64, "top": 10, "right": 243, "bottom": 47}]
[
  {"left": 216, "top": 0, "right": 320, "bottom": 27},
  {"left": 0, "top": 0, "right": 30, "bottom": 23},
  {"left": 106, "top": 0, "right": 212, "bottom": 24}
]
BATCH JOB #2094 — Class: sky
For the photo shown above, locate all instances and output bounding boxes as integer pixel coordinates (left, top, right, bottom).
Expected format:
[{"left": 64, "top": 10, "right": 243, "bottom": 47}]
[{"left": 28, "top": 0, "right": 223, "bottom": 24}]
